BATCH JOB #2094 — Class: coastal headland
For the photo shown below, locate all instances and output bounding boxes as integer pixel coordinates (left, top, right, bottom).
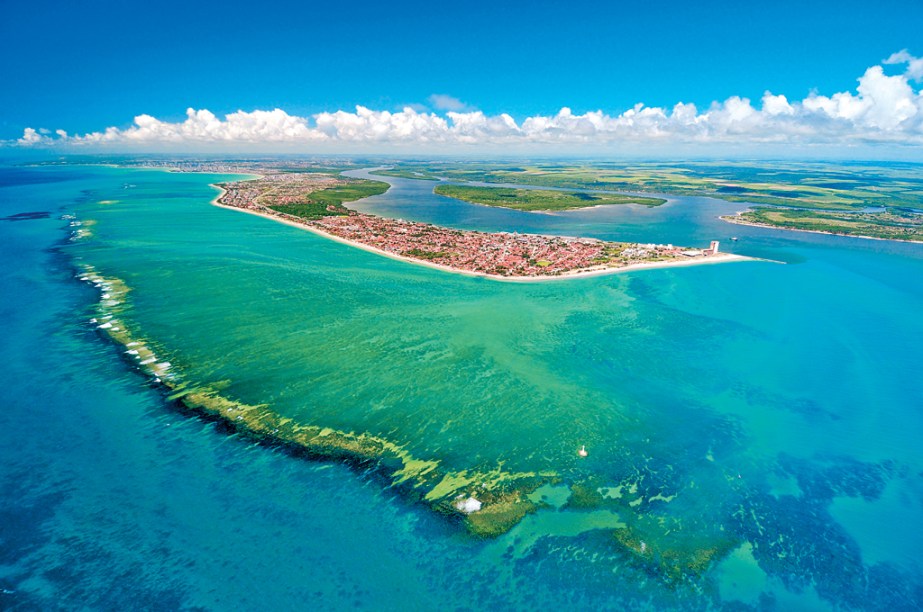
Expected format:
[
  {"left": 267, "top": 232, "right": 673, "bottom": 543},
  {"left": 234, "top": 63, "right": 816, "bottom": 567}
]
[{"left": 213, "top": 172, "right": 748, "bottom": 280}]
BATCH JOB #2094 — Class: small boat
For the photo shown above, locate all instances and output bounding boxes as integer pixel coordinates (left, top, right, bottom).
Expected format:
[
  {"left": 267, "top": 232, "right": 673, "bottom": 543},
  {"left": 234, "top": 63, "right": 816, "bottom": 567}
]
[{"left": 731, "top": 237, "right": 739, "bottom": 241}]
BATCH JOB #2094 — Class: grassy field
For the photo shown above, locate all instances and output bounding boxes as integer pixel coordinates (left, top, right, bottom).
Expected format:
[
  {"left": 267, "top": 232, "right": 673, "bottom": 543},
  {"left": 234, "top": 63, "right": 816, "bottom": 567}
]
[
  {"left": 269, "top": 201, "right": 349, "bottom": 220},
  {"left": 269, "top": 179, "right": 390, "bottom": 220},
  {"left": 374, "top": 161, "right": 923, "bottom": 212},
  {"left": 307, "top": 179, "right": 390, "bottom": 207},
  {"left": 728, "top": 207, "right": 923, "bottom": 242},
  {"left": 434, "top": 184, "right": 666, "bottom": 211}
]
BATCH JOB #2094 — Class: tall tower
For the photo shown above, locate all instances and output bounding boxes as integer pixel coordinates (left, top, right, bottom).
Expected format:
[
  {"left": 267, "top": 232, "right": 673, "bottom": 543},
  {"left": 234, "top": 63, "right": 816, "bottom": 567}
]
[{"left": 709, "top": 241, "right": 720, "bottom": 254}]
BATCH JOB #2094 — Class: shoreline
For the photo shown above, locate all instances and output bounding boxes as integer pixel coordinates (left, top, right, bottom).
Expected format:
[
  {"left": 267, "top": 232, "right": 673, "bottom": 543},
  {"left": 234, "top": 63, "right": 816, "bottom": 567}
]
[
  {"left": 210, "top": 186, "right": 755, "bottom": 282},
  {"left": 720, "top": 211, "right": 923, "bottom": 245}
]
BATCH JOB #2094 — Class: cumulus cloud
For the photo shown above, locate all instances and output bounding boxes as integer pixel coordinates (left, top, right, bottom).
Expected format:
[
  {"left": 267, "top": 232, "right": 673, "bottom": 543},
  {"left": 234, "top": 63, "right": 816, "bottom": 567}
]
[
  {"left": 11, "top": 51, "right": 923, "bottom": 150},
  {"left": 885, "top": 49, "right": 923, "bottom": 81},
  {"left": 18, "top": 128, "right": 50, "bottom": 145},
  {"left": 428, "top": 94, "right": 471, "bottom": 112}
]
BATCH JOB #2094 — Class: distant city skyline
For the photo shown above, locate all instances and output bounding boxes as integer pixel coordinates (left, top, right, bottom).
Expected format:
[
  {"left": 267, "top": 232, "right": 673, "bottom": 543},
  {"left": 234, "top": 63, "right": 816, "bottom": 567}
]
[{"left": 3, "top": 0, "right": 922, "bottom": 156}]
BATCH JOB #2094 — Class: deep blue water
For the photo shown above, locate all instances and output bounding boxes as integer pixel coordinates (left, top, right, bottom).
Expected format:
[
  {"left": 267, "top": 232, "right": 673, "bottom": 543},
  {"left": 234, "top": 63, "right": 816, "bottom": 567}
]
[{"left": 2, "top": 163, "right": 922, "bottom": 611}]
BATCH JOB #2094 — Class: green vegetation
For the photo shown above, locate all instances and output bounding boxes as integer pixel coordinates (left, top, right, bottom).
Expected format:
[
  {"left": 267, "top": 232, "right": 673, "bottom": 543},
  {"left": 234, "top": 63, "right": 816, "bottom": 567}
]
[
  {"left": 269, "top": 179, "right": 389, "bottom": 220},
  {"left": 306, "top": 179, "right": 390, "bottom": 207},
  {"left": 404, "top": 248, "right": 450, "bottom": 260},
  {"left": 269, "top": 201, "right": 349, "bottom": 220},
  {"left": 434, "top": 184, "right": 665, "bottom": 211},
  {"left": 376, "top": 160, "right": 923, "bottom": 212},
  {"left": 729, "top": 207, "right": 923, "bottom": 242}
]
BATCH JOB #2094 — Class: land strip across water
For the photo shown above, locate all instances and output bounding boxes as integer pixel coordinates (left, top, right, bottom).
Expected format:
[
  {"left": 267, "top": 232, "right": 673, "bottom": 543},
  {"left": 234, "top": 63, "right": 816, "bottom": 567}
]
[{"left": 213, "top": 172, "right": 750, "bottom": 281}]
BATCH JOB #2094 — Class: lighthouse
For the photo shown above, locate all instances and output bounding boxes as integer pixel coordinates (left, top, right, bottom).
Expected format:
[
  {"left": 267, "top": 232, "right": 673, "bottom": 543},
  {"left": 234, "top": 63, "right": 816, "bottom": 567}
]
[{"left": 709, "top": 240, "right": 720, "bottom": 254}]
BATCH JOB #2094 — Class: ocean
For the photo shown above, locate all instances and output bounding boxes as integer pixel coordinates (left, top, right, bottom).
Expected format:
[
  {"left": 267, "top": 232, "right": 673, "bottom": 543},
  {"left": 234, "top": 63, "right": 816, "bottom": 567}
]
[{"left": 1, "top": 162, "right": 921, "bottom": 610}]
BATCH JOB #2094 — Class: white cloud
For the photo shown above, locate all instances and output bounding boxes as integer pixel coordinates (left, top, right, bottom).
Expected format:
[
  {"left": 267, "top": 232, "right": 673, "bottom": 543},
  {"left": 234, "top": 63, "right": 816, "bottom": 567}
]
[
  {"left": 803, "top": 64, "right": 920, "bottom": 131},
  {"left": 18, "top": 128, "right": 50, "bottom": 145},
  {"left": 314, "top": 106, "right": 451, "bottom": 143},
  {"left": 63, "top": 107, "right": 326, "bottom": 144},
  {"left": 884, "top": 49, "right": 923, "bottom": 81},
  {"left": 761, "top": 92, "right": 794, "bottom": 116},
  {"left": 428, "top": 94, "right": 471, "bottom": 112},
  {"left": 11, "top": 51, "right": 923, "bottom": 151}
]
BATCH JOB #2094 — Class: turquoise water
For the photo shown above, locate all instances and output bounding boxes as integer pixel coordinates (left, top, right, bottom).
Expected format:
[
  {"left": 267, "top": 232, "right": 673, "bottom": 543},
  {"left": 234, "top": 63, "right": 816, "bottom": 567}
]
[{"left": 2, "top": 163, "right": 922, "bottom": 609}]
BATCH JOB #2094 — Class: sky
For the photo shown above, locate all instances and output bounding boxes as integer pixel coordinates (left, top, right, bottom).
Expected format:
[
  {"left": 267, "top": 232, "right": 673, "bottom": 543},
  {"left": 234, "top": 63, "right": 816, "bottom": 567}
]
[{"left": 2, "top": 0, "right": 923, "bottom": 156}]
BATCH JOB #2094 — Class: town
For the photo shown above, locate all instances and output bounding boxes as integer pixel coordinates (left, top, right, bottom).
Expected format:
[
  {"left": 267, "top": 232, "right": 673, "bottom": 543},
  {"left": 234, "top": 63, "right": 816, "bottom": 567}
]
[{"left": 216, "top": 173, "right": 732, "bottom": 278}]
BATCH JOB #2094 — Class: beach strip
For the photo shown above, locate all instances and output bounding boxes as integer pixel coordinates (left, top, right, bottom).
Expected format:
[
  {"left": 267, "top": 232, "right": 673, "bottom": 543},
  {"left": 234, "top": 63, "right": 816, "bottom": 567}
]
[{"left": 212, "top": 184, "right": 755, "bottom": 282}]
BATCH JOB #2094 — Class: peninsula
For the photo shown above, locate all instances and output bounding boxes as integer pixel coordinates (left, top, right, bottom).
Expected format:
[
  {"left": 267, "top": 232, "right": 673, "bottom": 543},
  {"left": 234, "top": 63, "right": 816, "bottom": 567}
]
[{"left": 214, "top": 172, "right": 746, "bottom": 279}]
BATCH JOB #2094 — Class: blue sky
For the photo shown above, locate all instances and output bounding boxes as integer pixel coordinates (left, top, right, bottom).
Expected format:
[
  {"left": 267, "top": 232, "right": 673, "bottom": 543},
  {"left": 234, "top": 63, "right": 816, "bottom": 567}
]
[{"left": 2, "top": 0, "right": 922, "bottom": 154}]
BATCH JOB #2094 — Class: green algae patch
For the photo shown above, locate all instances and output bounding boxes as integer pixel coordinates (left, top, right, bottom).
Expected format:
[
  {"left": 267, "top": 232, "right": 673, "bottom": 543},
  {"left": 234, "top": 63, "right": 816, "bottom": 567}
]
[
  {"left": 425, "top": 472, "right": 479, "bottom": 501},
  {"left": 567, "top": 482, "right": 608, "bottom": 509},
  {"left": 171, "top": 381, "right": 548, "bottom": 538},
  {"left": 463, "top": 493, "right": 538, "bottom": 538},
  {"left": 563, "top": 476, "right": 635, "bottom": 510},
  {"left": 612, "top": 518, "right": 739, "bottom": 583}
]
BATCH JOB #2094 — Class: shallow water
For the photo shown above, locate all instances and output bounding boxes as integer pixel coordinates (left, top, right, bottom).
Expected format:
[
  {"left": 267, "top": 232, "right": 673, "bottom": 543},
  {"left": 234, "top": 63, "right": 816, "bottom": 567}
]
[{"left": 2, "top": 163, "right": 922, "bottom": 610}]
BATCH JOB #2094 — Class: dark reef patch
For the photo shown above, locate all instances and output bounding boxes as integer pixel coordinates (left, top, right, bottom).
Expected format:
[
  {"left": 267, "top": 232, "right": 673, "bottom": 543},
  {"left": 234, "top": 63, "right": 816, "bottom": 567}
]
[
  {"left": 1, "top": 211, "right": 51, "bottom": 221},
  {"left": 778, "top": 453, "right": 892, "bottom": 502}
]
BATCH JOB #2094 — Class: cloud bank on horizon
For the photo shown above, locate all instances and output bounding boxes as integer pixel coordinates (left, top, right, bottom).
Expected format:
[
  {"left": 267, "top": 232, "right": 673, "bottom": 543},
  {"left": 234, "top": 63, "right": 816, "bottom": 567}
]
[{"left": 14, "top": 52, "right": 923, "bottom": 151}]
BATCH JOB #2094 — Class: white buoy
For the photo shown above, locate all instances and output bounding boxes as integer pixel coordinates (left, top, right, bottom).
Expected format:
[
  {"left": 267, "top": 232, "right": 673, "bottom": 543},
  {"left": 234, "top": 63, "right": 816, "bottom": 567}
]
[{"left": 578, "top": 445, "right": 588, "bottom": 458}]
